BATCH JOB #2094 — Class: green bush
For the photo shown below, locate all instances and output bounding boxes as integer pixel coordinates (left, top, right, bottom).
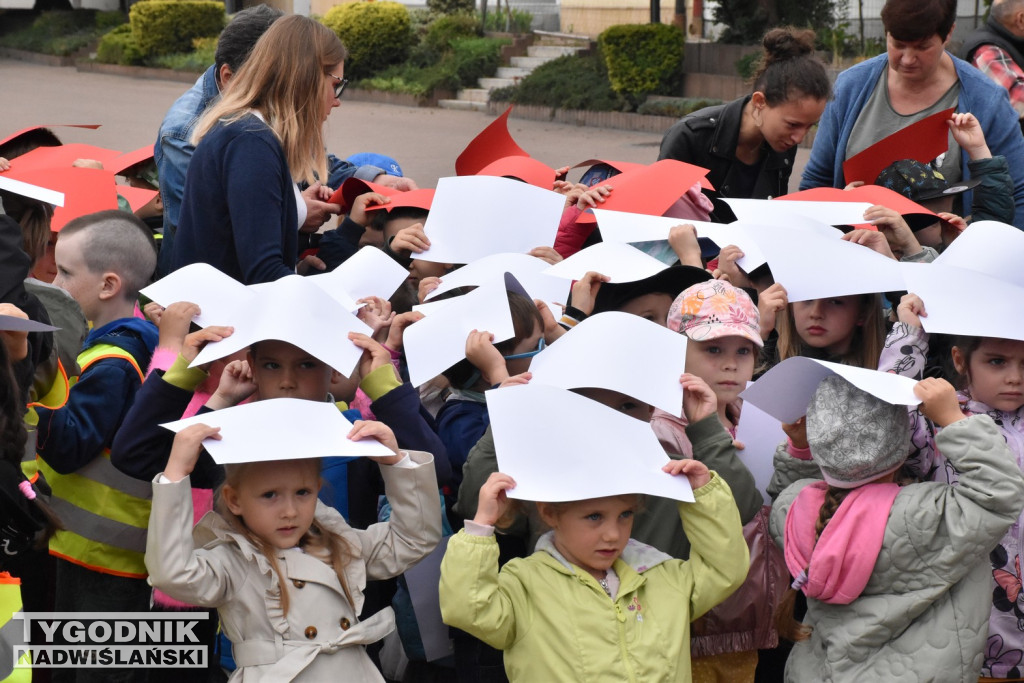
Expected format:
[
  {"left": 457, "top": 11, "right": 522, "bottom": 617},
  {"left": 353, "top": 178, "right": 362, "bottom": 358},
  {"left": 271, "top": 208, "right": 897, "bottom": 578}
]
[
  {"left": 482, "top": 7, "right": 532, "bottom": 33},
  {"left": 96, "top": 23, "right": 145, "bottom": 65},
  {"left": 358, "top": 35, "right": 507, "bottom": 96},
  {"left": 497, "top": 51, "right": 627, "bottom": 112},
  {"left": 598, "top": 23, "right": 683, "bottom": 104},
  {"left": 637, "top": 97, "right": 722, "bottom": 117},
  {"left": 95, "top": 10, "right": 127, "bottom": 30},
  {"left": 321, "top": 1, "right": 414, "bottom": 80},
  {"left": 424, "top": 13, "right": 479, "bottom": 52},
  {"left": 150, "top": 35, "right": 217, "bottom": 71},
  {"left": 426, "top": 0, "right": 475, "bottom": 17},
  {"left": 0, "top": 10, "right": 106, "bottom": 55},
  {"left": 129, "top": 1, "right": 225, "bottom": 57}
]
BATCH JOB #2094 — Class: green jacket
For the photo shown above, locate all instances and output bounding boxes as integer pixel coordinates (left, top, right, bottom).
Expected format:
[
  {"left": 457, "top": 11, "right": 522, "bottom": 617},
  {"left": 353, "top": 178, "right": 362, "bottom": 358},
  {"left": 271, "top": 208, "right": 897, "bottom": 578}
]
[{"left": 439, "top": 474, "right": 748, "bottom": 682}]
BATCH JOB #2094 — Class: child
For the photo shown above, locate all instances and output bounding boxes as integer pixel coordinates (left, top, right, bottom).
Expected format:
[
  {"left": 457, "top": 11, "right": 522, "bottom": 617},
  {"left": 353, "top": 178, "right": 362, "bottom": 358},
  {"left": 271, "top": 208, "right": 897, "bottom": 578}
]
[
  {"left": 33, "top": 209, "right": 158, "bottom": 682},
  {"left": 146, "top": 418, "right": 442, "bottom": 682},
  {"left": 439, "top": 375, "right": 749, "bottom": 682},
  {"left": 880, "top": 294, "right": 1024, "bottom": 679},
  {"left": 770, "top": 373, "right": 1024, "bottom": 681}
]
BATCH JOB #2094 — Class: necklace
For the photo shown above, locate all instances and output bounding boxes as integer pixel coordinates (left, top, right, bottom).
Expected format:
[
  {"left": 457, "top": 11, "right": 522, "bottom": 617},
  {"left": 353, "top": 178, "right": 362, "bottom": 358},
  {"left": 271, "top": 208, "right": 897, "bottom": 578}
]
[{"left": 598, "top": 575, "right": 611, "bottom": 597}]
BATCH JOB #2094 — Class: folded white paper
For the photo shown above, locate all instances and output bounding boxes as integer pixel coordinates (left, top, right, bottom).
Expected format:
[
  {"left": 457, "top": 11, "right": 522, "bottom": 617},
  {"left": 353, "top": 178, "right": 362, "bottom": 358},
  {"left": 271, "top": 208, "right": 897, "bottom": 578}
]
[
  {"left": 190, "top": 274, "right": 372, "bottom": 378},
  {"left": 424, "top": 252, "right": 570, "bottom": 310},
  {"left": 740, "top": 357, "right": 920, "bottom": 424},
  {"left": 725, "top": 197, "right": 872, "bottom": 227},
  {"left": 542, "top": 241, "right": 669, "bottom": 283},
  {"left": 487, "top": 384, "right": 694, "bottom": 502},
  {"left": 403, "top": 282, "right": 515, "bottom": 387},
  {"left": 413, "top": 176, "right": 564, "bottom": 265},
  {"left": 307, "top": 245, "right": 410, "bottom": 307},
  {"left": 0, "top": 314, "right": 58, "bottom": 332},
  {"left": 160, "top": 398, "right": 395, "bottom": 464},
  {"left": 527, "top": 311, "right": 687, "bottom": 414},
  {"left": 734, "top": 387, "right": 787, "bottom": 505},
  {"left": 141, "top": 263, "right": 252, "bottom": 328},
  {"left": 934, "top": 220, "right": 1024, "bottom": 288},
  {"left": 746, "top": 223, "right": 906, "bottom": 301}
]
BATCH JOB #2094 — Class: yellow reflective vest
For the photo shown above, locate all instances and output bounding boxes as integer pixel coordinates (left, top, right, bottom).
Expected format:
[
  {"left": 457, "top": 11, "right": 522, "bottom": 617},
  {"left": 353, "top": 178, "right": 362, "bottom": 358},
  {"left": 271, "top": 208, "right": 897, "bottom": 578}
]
[{"left": 0, "top": 572, "right": 31, "bottom": 682}]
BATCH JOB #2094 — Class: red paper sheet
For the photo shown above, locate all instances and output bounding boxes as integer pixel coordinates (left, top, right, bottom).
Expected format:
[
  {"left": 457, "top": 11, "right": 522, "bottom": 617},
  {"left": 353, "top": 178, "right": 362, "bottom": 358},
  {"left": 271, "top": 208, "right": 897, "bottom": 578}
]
[
  {"left": 117, "top": 185, "right": 159, "bottom": 213},
  {"left": 9, "top": 143, "right": 123, "bottom": 173},
  {"left": 454, "top": 106, "right": 530, "bottom": 176},
  {"left": 841, "top": 107, "right": 954, "bottom": 185},
  {"left": 476, "top": 155, "right": 556, "bottom": 189},
  {"left": 109, "top": 144, "right": 156, "bottom": 176},
  {"left": 575, "top": 159, "right": 711, "bottom": 224},
  {"left": 6, "top": 167, "right": 119, "bottom": 230},
  {"left": 364, "top": 188, "right": 435, "bottom": 213}
]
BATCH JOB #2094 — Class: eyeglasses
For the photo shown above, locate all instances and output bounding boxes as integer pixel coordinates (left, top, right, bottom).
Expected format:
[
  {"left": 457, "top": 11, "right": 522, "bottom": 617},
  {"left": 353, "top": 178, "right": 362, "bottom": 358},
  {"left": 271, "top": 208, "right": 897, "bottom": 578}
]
[
  {"left": 503, "top": 337, "right": 546, "bottom": 361},
  {"left": 328, "top": 72, "right": 348, "bottom": 99}
]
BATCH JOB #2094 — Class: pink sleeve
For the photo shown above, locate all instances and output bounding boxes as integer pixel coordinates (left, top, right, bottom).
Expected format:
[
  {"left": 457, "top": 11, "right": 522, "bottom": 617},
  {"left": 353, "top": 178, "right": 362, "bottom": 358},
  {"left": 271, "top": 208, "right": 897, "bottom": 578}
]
[{"left": 146, "top": 347, "right": 180, "bottom": 378}]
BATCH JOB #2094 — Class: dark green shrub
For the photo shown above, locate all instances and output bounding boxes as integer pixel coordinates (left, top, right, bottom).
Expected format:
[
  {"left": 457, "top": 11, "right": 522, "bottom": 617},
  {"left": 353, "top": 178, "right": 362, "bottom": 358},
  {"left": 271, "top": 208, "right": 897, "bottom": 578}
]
[
  {"left": 150, "top": 35, "right": 217, "bottom": 71},
  {"left": 129, "top": 1, "right": 225, "bottom": 57},
  {"left": 0, "top": 10, "right": 105, "bottom": 55},
  {"left": 95, "top": 10, "right": 127, "bottom": 30},
  {"left": 358, "top": 35, "right": 506, "bottom": 96},
  {"left": 322, "top": 1, "right": 414, "bottom": 80},
  {"left": 96, "top": 23, "right": 145, "bottom": 65},
  {"left": 713, "top": 0, "right": 841, "bottom": 45},
  {"left": 504, "top": 51, "right": 627, "bottom": 111},
  {"left": 637, "top": 97, "right": 722, "bottom": 117},
  {"left": 426, "top": 0, "right": 475, "bottom": 17},
  {"left": 424, "top": 12, "right": 479, "bottom": 52},
  {"left": 598, "top": 23, "right": 684, "bottom": 104}
]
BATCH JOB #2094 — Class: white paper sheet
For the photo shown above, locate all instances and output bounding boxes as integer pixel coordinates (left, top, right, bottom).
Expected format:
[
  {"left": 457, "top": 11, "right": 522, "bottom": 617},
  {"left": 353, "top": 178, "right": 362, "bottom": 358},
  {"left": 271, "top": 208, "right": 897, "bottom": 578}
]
[
  {"left": 403, "top": 282, "right": 515, "bottom": 387},
  {"left": 190, "top": 275, "right": 373, "bottom": 378},
  {"left": 424, "top": 252, "right": 570, "bottom": 309},
  {"left": 307, "top": 245, "right": 410, "bottom": 307},
  {"left": 0, "top": 174, "right": 64, "bottom": 207},
  {"left": 160, "top": 398, "right": 395, "bottom": 464},
  {"left": 542, "top": 242, "right": 669, "bottom": 283},
  {"left": 725, "top": 198, "right": 872, "bottom": 226},
  {"left": 141, "top": 263, "right": 253, "bottom": 328},
  {"left": 739, "top": 357, "right": 921, "bottom": 424},
  {"left": 734, "top": 388, "right": 787, "bottom": 505},
  {"left": 486, "top": 384, "right": 694, "bottom": 502},
  {"left": 412, "top": 176, "right": 564, "bottom": 265},
  {"left": 527, "top": 311, "right": 687, "bottom": 414},
  {"left": 901, "top": 261, "right": 1024, "bottom": 341},
  {"left": 934, "top": 220, "right": 1024, "bottom": 288},
  {"left": 0, "top": 314, "right": 58, "bottom": 332},
  {"left": 745, "top": 223, "right": 906, "bottom": 301}
]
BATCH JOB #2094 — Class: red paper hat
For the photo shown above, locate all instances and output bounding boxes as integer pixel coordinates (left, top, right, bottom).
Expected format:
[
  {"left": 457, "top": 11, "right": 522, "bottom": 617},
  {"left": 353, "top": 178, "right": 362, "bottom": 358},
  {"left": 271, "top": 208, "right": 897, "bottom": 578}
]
[
  {"left": 364, "top": 188, "right": 435, "bottom": 213},
  {"left": 328, "top": 178, "right": 403, "bottom": 213},
  {"left": 454, "top": 106, "right": 530, "bottom": 176},
  {"left": 109, "top": 144, "right": 156, "bottom": 176},
  {"left": 779, "top": 185, "right": 939, "bottom": 231},
  {"left": 841, "top": 107, "right": 954, "bottom": 186},
  {"left": 476, "top": 155, "right": 556, "bottom": 189},
  {"left": 0, "top": 124, "right": 100, "bottom": 148},
  {"left": 576, "top": 159, "right": 711, "bottom": 224},
  {"left": 6, "top": 167, "right": 119, "bottom": 230},
  {"left": 9, "top": 143, "right": 123, "bottom": 173},
  {"left": 117, "top": 185, "right": 160, "bottom": 213}
]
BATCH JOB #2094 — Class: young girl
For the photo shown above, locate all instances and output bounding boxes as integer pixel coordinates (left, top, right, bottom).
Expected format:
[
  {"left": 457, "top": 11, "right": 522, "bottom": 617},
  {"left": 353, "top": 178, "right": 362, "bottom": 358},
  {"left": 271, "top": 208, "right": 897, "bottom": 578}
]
[
  {"left": 880, "top": 293, "right": 1024, "bottom": 680},
  {"left": 770, "top": 373, "right": 1024, "bottom": 681},
  {"left": 146, "top": 419, "right": 442, "bottom": 682},
  {"left": 438, "top": 376, "right": 749, "bottom": 682}
]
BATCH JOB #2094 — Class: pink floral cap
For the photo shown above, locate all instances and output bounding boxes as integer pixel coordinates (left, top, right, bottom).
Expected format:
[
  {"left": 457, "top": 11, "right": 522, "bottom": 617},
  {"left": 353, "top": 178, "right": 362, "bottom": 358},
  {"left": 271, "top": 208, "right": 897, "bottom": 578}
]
[{"left": 667, "top": 280, "right": 763, "bottom": 347}]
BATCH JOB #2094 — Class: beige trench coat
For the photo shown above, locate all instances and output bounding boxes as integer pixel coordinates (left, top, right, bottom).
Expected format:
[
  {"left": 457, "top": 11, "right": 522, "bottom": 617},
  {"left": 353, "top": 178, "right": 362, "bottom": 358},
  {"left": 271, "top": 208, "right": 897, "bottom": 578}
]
[{"left": 146, "top": 451, "right": 442, "bottom": 682}]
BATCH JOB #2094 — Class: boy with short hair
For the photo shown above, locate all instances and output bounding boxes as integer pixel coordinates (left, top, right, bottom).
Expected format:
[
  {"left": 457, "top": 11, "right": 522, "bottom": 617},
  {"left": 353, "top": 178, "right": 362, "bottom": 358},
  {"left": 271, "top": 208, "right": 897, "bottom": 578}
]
[{"left": 34, "top": 209, "right": 158, "bottom": 683}]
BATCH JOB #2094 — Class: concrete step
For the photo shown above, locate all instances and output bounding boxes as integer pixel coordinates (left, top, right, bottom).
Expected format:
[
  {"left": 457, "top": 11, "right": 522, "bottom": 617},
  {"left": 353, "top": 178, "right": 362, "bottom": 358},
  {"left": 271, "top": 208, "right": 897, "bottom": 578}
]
[
  {"left": 510, "top": 55, "right": 552, "bottom": 69},
  {"left": 527, "top": 44, "right": 581, "bottom": 59},
  {"left": 478, "top": 77, "right": 517, "bottom": 91},
  {"left": 457, "top": 88, "right": 490, "bottom": 103},
  {"left": 497, "top": 66, "right": 531, "bottom": 79},
  {"left": 438, "top": 99, "right": 488, "bottom": 112}
]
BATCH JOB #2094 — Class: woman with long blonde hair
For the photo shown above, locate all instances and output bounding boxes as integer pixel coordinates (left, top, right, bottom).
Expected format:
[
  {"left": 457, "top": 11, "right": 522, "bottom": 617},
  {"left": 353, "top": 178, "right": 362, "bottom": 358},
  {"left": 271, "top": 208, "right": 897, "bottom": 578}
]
[{"left": 170, "top": 15, "right": 346, "bottom": 284}]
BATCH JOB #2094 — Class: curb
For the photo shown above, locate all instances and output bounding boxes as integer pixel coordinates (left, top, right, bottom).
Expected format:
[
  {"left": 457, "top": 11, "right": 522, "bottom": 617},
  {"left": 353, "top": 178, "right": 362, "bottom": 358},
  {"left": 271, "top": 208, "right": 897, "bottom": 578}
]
[
  {"left": 489, "top": 101, "right": 678, "bottom": 134},
  {"left": 75, "top": 60, "right": 201, "bottom": 84},
  {"left": 0, "top": 46, "right": 76, "bottom": 67}
]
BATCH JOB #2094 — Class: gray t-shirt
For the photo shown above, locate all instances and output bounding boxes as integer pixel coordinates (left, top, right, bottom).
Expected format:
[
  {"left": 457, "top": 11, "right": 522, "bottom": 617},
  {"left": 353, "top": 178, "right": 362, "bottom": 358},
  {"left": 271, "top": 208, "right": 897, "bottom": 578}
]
[{"left": 847, "top": 68, "right": 962, "bottom": 186}]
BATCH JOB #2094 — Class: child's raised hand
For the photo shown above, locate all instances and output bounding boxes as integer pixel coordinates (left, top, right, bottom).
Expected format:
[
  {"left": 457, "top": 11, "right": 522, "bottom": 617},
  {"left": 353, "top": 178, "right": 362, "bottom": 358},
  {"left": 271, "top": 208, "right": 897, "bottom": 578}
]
[
  {"left": 680, "top": 373, "right": 718, "bottom": 424},
  {"left": 473, "top": 472, "right": 517, "bottom": 527},
  {"left": 156, "top": 301, "right": 200, "bottom": 354},
  {"left": 349, "top": 331, "right": 395, "bottom": 379},
  {"left": 576, "top": 184, "right": 613, "bottom": 211},
  {"left": 348, "top": 419, "right": 402, "bottom": 464},
  {"left": 498, "top": 371, "right": 531, "bottom": 388},
  {"left": 534, "top": 299, "right": 566, "bottom": 343},
  {"left": 207, "top": 360, "right": 256, "bottom": 410},
  {"left": 357, "top": 296, "right": 396, "bottom": 342},
  {"left": 842, "top": 228, "right": 897, "bottom": 260},
  {"left": 914, "top": 377, "right": 966, "bottom": 427},
  {"left": 569, "top": 271, "right": 610, "bottom": 316},
  {"left": 465, "top": 330, "right": 510, "bottom": 385},
  {"left": 862, "top": 205, "right": 919, "bottom": 258},
  {"left": 948, "top": 112, "right": 991, "bottom": 160},
  {"left": 0, "top": 303, "right": 29, "bottom": 361},
  {"left": 757, "top": 283, "right": 787, "bottom": 339},
  {"left": 528, "top": 246, "right": 562, "bottom": 265},
  {"left": 781, "top": 416, "right": 808, "bottom": 450},
  {"left": 390, "top": 223, "right": 430, "bottom": 256},
  {"left": 668, "top": 224, "right": 702, "bottom": 268},
  {"left": 143, "top": 301, "right": 165, "bottom": 325},
  {"left": 349, "top": 192, "right": 390, "bottom": 227},
  {"left": 937, "top": 212, "right": 968, "bottom": 246},
  {"left": 0, "top": 157, "right": 10, "bottom": 172},
  {"left": 897, "top": 292, "right": 927, "bottom": 328},
  {"left": 385, "top": 311, "right": 424, "bottom": 351},
  {"left": 711, "top": 245, "right": 753, "bottom": 289},
  {"left": 662, "top": 457, "right": 712, "bottom": 490},
  {"left": 165, "top": 423, "right": 220, "bottom": 482},
  {"left": 181, "top": 325, "right": 234, "bottom": 366},
  {"left": 417, "top": 276, "right": 441, "bottom": 305}
]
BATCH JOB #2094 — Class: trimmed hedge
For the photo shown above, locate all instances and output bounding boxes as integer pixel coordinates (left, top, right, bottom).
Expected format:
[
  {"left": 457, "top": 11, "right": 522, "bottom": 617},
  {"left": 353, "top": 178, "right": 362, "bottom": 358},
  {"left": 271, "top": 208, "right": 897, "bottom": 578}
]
[
  {"left": 424, "top": 13, "right": 479, "bottom": 53},
  {"left": 129, "top": 0, "right": 225, "bottom": 57},
  {"left": 96, "top": 23, "right": 145, "bottom": 65},
  {"left": 597, "top": 23, "right": 684, "bottom": 103},
  {"left": 360, "top": 35, "right": 508, "bottom": 97},
  {"left": 321, "top": 1, "right": 415, "bottom": 80},
  {"left": 490, "top": 51, "right": 627, "bottom": 112}
]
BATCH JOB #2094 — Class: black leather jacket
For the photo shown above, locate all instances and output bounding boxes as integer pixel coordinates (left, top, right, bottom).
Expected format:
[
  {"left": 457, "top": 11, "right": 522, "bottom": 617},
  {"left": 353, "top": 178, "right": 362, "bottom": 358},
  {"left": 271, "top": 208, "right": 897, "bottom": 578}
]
[{"left": 658, "top": 95, "right": 796, "bottom": 222}]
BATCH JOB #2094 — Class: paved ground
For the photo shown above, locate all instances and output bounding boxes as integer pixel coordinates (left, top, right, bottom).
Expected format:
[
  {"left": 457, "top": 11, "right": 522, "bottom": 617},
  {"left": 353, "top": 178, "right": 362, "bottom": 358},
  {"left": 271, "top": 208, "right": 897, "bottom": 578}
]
[{"left": 0, "top": 57, "right": 810, "bottom": 188}]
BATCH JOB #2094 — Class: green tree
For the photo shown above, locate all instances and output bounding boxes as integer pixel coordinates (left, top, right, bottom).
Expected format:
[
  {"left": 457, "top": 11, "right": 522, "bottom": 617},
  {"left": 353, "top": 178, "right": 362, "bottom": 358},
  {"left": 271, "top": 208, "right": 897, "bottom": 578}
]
[{"left": 713, "top": 0, "right": 841, "bottom": 45}]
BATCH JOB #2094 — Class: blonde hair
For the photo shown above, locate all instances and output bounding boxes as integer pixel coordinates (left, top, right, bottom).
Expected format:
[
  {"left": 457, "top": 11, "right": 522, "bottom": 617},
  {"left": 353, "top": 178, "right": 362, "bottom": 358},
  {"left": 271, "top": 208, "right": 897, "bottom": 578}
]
[
  {"left": 192, "top": 15, "right": 347, "bottom": 185},
  {"left": 776, "top": 294, "right": 884, "bottom": 369},
  {"left": 218, "top": 458, "right": 356, "bottom": 615}
]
